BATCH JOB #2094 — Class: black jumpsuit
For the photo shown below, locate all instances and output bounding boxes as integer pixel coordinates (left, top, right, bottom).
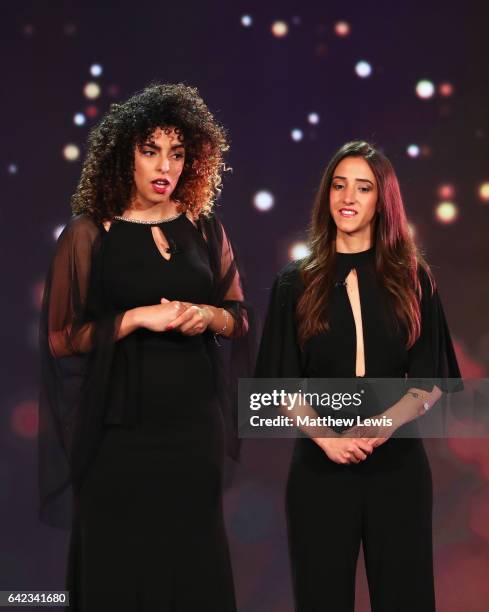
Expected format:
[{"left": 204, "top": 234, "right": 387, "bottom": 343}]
[{"left": 255, "top": 248, "right": 461, "bottom": 612}]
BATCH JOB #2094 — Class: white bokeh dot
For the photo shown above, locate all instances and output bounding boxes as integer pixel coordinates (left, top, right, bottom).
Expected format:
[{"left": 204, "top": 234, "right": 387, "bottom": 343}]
[
  {"left": 253, "top": 190, "right": 274, "bottom": 212},
  {"left": 7, "top": 164, "right": 18, "bottom": 174},
  {"left": 308, "top": 112, "right": 320, "bottom": 125},
  {"left": 355, "top": 61, "right": 372, "bottom": 78},
  {"left": 90, "top": 63, "right": 103, "bottom": 77},
  {"left": 241, "top": 15, "right": 252, "bottom": 27},
  {"left": 74, "top": 113, "right": 86, "bottom": 126},
  {"left": 291, "top": 129, "right": 303, "bottom": 142},
  {"left": 290, "top": 242, "right": 311, "bottom": 260},
  {"left": 416, "top": 80, "right": 435, "bottom": 99},
  {"left": 407, "top": 144, "right": 420, "bottom": 158}
]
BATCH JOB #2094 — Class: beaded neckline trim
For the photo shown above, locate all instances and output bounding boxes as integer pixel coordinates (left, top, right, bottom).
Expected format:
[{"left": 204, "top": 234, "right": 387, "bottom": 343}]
[{"left": 113, "top": 213, "right": 183, "bottom": 224}]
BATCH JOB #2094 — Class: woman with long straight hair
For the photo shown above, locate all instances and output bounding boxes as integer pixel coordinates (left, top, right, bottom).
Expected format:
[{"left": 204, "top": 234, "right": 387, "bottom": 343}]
[{"left": 256, "top": 141, "right": 460, "bottom": 611}]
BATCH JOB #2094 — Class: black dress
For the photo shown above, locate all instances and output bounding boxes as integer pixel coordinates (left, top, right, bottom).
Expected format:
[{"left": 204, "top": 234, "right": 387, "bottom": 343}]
[
  {"left": 255, "top": 248, "right": 461, "bottom": 612},
  {"left": 38, "top": 212, "right": 252, "bottom": 612}
]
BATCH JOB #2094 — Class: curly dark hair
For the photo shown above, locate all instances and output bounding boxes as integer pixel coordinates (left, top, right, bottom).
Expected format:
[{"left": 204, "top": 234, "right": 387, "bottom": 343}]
[{"left": 71, "top": 83, "right": 229, "bottom": 223}]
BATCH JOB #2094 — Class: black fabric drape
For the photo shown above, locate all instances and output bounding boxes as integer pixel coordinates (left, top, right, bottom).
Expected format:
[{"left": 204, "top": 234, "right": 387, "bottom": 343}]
[{"left": 38, "top": 212, "right": 255, "bottom": 529}]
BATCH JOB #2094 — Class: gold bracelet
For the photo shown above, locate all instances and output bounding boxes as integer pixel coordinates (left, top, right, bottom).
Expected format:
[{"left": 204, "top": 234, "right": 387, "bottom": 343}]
[{"left": 406, "top": 391, "right": 430, "bottom": 412}]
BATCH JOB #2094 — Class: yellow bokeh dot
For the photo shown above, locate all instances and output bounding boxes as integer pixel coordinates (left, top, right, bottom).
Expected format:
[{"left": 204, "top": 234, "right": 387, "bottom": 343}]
[
  {"left": 271, "top": 21, "right": 288, "bottom": 37},
  {"left": 63, "top": 144, "right": 80, "bottom": 161},
  {"left": 479, "top": 182, "right": 489, "bottom": 202},
  {"left": 84, "top": 82, "right": 101, "bottom": 99},
  {"left": 435, "top": 201, "right": 458, "bottom": 224}
]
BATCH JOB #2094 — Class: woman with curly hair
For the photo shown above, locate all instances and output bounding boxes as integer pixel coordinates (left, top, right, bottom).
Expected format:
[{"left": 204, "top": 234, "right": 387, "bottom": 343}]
[
  {"left": 255, "top": 141, "right": 461, "bottom": 611},
  {"left": 38, "top": 83, "right": 252, "bottom": 611}
]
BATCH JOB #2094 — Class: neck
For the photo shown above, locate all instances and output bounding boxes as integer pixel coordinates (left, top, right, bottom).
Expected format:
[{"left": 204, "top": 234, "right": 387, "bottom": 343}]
[
  {"left": 123, "top": 198, "right": 180, "bottom": 220},
  {"left": 335, "top": 229, "right": 373, "bottom": 254}
]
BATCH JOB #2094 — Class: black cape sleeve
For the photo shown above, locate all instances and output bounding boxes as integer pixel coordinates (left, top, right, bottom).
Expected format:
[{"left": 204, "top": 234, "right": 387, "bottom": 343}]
[
  {"left": 196, "top": 213, "right": 257, "bottom": 460},
  {"left": 407, "top": 266, "right": 462, "bottom": 391},
  {"left": 38, "top": 214, "right": 125, "bottom": 529},
  {"left": 254, "top": 261, "right": 305, "bottom": 378}
]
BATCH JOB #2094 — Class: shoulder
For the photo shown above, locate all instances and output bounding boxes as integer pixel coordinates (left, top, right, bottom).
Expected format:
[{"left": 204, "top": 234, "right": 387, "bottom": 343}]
[
  {"left": 416, "top": 261, "right": 436, "bottom": 299},
  {"left": 273, "top": 259, "right": 305, "bottom": 296},
  {"left": 58, "top": 214, "right": 102, "bottom": 249}
]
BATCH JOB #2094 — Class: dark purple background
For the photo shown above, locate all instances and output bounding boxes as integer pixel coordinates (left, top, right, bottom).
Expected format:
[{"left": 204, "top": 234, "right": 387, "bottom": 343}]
[{"left": 1, "top": 1, "right": 488, "bottom": 610}]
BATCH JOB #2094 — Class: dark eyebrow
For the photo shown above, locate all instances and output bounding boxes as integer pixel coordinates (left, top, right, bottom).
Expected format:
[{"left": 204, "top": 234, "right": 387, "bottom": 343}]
[
  {"left": 141, "top": 142, "right": 185, "bottom": 151},
  {"left": 333, "top": 175, "right": 374, "bottom": 186}
]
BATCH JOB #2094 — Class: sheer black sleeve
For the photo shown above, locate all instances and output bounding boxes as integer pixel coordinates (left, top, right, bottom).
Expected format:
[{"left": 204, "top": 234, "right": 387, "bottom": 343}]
[
  {"left": 197, "top": 213, "right": 257, "bottom": 459},
  {"left": 254, "top": 261, "right": 305, "bottom": 378},
  {"left": 407, "top": 266, "right": 462, "bottom": 392},
  {"left": 38, "top": 214, "right": 124, "bottom": 528}
]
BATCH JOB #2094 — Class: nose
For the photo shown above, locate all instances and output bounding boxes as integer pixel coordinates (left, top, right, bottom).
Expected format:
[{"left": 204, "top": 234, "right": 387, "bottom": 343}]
[
  {"left": 343, "top": 185, "right": 356, "bottom": 204},
  {"left": 157, "top": 156, "right": 170, "bottom": 173}
]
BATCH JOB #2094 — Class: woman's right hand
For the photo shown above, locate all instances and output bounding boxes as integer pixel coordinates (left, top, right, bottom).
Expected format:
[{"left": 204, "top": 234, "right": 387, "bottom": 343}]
[
  {"left": 135, "top": 300, "right": 187, "bottom": 332},
  {"left": 314, "top": 437, "right": 374, "bottom": 464}
]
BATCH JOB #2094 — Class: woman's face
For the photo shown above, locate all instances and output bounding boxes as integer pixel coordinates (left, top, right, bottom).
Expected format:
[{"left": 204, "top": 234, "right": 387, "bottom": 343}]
[
  {"left": 329, "top": 156, "right": 378, "bottom": 240},
  {"left": 132, "top": 127, "right": 185, "bottom": 207}
]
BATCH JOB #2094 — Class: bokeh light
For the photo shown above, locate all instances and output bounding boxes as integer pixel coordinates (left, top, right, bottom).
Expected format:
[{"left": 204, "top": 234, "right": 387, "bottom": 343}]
[
  {"left": 84, "top": 82, "right": 101, "bottom": 99},
  {"left": 478, "top": 182, "right": 489, "bottom": 202},
  {"left": 107, "top": 84, "right": 120, "bottom": 97},
  {"left": 241, "top": 15, "right": 252, "bottom": 27},
  {"left": 73, "top": 112, "right": 86, "bottom": 126},
  {"left": 291, "top": 129, "right": 303, "bottom": 142},
  {"left": 63, "top": 144, "right": 80, "bottom": 161},
  {"left": 438, "top": 184, "right": 455, "bottom": 199},
  {"left": 22, "top": 24, "right": 35, "bottom": 36},
  {"left": 253, "top": 191, "right": 274, "bottom": 212},
  {"left": 416, "top": 79, "right": 435, "bottom": 99},
  {"left": 271, "top": 21, "right": 288, "bottom": 38},
  {"left": 11, "top": 401, "right": 38, "bottom": 439},
  {"left": 290, "top": 242, "right": 310, "bottom": 260},
  {"left": 63, "top": 23, "right": 77, "bottom": 36},
  {"left": 90, "top": 63, "right": 103, "bottom": 77},
  {"left": 308, "top": 112, "right": 320, "bottom": 125},
  {"left": 407, "top": 144, "right": 420, "bottom": 158},
  {"left": 53, "top": 224, "right": 66, "bottom": 241},
  {"left": 7, "top": 163, "right": 18, "bottom": 174},
  {"left": 32, "top": 280, "right": 45, "bottom": 309},
  {"left": 436, "top": 201, "right": 458, "bottom": 224},
  {"left": 355, "top": 61, "right": 372, "bottom": 78},
  {"left": 334, "top": 21, "right": 351, "bottom": 37},
  {"left": 85, "top": 105, "right": 99, "bottom": 118},
  {"left": 439, "top": 82, "right": 454, "bottom": 97}
]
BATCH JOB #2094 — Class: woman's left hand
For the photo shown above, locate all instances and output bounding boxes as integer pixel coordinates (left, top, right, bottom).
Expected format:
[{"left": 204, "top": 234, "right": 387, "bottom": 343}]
[{"left": 161, "top": 298, "right": 213, "bottom": 335}]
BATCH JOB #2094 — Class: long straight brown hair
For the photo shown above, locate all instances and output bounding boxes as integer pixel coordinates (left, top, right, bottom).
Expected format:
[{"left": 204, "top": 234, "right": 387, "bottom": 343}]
[{"left": 297, "top": 141, "right": 432, "bottom": 348}]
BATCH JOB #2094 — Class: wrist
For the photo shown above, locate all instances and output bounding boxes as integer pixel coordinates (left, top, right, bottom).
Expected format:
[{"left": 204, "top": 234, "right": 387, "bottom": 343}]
[
  {"left": 128, "top": 307, "right": 144, "bottom": 329},
  {"left": 198, "top": 305, "right": 215, "bottom": 328}
]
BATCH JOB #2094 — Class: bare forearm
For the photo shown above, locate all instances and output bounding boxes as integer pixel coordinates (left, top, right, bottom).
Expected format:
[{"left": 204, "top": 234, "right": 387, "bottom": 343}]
[{"left": 383, "top": 386, "right": 443, "bottom": 429}]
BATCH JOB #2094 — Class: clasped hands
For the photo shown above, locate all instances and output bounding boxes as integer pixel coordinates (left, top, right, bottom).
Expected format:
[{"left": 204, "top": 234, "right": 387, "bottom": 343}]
[
  {"left": 138, "top": 297, "right": 213, "bottom": 336},
  {"left": 316, "top": 421, "right": 393, "bottom": 465}
]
